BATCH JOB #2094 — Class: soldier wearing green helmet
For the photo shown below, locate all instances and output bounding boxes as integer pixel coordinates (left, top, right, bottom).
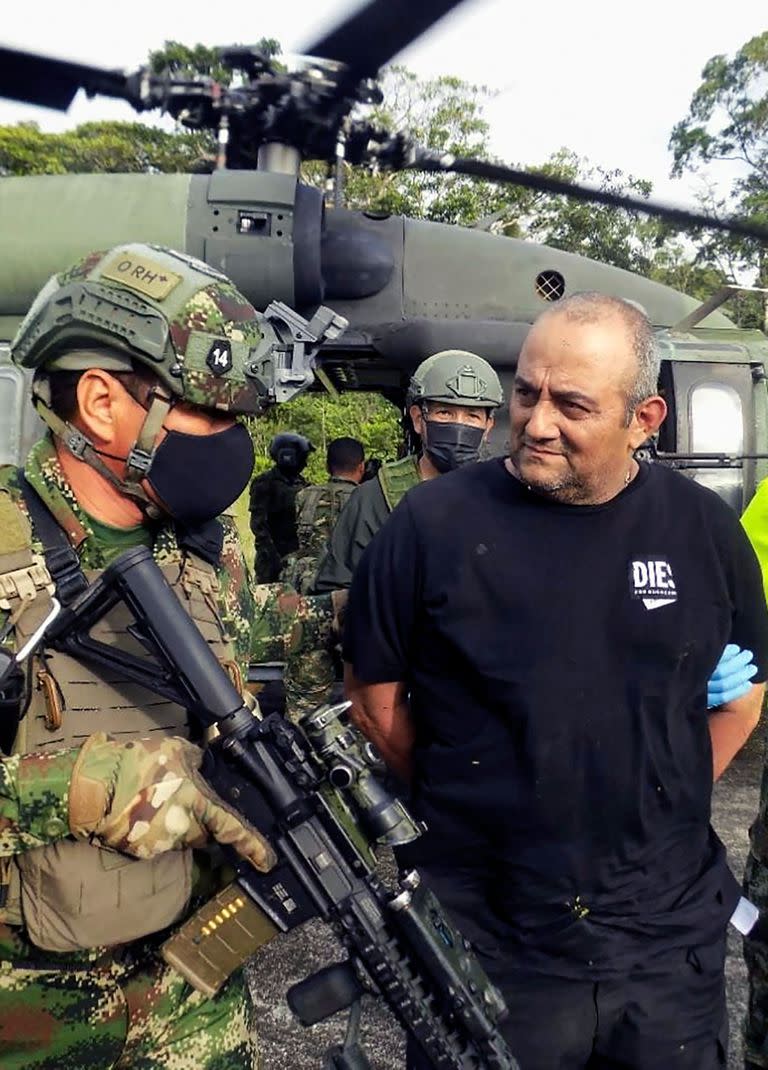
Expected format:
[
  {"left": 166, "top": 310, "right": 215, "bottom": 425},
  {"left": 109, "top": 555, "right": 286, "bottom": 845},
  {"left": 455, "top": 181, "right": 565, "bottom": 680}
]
[
  {"left": 0, "top": 242, "right": 345, "bottom": 1068},
  {"left": 313, "top": 348, "right": 503, "bottom": 593}
]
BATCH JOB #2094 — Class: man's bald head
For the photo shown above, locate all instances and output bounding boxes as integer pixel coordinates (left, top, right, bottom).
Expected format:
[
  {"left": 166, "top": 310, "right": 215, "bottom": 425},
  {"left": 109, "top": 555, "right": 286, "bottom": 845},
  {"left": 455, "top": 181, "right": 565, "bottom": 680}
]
[
  {"left": 532, "top": 292, "right": 660, "bottom": 421},
  {"left": 509, "top": 292, "right": 667, "bottom": 505}
]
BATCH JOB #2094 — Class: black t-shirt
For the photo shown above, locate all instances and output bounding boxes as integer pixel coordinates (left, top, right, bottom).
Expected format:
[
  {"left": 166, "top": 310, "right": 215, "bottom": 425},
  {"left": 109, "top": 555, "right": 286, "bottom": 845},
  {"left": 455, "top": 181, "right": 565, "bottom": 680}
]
[{"left": 344, "top": 459, "right": 768, "bottom": 977}]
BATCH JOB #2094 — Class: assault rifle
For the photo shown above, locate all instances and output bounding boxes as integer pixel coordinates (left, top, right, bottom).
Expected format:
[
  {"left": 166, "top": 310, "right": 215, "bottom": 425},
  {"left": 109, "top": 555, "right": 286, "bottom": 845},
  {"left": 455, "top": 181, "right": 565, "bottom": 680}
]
[{"left": 19, "top": 545, "right": 518, "bottom": 1070}]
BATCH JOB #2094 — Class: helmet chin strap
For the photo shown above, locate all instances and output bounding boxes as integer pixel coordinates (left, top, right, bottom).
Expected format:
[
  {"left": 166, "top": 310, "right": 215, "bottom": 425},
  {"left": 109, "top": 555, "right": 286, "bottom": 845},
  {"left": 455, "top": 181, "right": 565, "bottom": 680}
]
[{"left": 31, "top": 379, "right": 172, "bottom": 520}]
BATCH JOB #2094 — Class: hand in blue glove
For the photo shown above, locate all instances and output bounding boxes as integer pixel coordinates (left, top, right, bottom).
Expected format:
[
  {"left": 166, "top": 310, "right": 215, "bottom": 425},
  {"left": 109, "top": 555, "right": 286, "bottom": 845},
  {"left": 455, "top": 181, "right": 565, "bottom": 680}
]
[{"left": 707, "top": 644, "right": 758, "bottom": 708}]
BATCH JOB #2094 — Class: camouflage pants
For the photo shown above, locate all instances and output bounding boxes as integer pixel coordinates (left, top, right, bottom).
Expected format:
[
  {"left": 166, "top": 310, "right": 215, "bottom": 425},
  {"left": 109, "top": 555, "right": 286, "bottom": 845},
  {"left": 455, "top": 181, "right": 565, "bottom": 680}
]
[
  {"left": 745, "top": 850, "right": 768, "bottom": 1067},
  {"left": 0, "top": 955, "right": 257, "bottom": 1069}
]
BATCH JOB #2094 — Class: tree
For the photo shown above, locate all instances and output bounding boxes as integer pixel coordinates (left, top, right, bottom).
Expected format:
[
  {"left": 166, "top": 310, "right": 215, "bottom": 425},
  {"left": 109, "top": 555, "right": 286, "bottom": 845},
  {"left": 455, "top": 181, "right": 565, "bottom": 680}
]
[
  {"left": 247, "top": 392, "right": 401, "bottom": 485},
  {"left": 669, "top": 32, "right": 768, "bottom": 328},
  {"left": 147, "top": 38, "right": 282, "bottom": 83},
  {"left": 0, "top": 120, "right": 212, "bottom": 175},
  {"left": 499, "top": 150, "right": 664, "bottom": 275}
]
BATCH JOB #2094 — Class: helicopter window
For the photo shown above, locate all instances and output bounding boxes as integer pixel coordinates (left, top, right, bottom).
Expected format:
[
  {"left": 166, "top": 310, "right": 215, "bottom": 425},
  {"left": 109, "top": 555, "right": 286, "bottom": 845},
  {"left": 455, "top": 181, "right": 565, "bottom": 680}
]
[
  {"left": 689, "top": 382, "right": 743, "bottom": 455},
  {"left": 237, "top": 210, "right": 270, "bottom": 236},
  {"left": 535, "top": 270, "right": 565, "bottom": 303}
]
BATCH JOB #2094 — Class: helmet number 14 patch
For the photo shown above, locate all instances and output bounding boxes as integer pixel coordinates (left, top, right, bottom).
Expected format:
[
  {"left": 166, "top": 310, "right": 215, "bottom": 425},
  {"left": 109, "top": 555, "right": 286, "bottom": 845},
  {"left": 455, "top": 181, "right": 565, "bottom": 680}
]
[{"left": 207, "top": 340, "right": 233, "bottom": 376}]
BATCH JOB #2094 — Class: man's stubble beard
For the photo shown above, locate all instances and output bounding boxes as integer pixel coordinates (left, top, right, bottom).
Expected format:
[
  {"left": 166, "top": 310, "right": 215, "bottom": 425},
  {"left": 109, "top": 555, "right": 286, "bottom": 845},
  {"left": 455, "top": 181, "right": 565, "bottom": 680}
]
[{"left": 508, "top": 445, "right": 587, "bottom": 504}]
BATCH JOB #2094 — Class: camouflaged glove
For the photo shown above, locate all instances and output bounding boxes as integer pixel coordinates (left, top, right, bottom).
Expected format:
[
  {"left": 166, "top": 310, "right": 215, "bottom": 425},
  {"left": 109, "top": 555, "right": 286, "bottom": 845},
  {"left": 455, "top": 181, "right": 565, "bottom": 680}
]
[{"left": 68, "top": 732, "right": 275, "bottom": 871}]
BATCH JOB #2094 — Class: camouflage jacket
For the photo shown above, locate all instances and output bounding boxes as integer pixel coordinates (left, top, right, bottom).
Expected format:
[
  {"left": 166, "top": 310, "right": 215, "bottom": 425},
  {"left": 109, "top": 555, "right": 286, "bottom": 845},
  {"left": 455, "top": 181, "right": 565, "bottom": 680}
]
[
  {"left": 282, "top": 476, "right": 358, "bottom": 593},
  {"left": 0, "top": 435, "right": 336, "bottom": 858}
]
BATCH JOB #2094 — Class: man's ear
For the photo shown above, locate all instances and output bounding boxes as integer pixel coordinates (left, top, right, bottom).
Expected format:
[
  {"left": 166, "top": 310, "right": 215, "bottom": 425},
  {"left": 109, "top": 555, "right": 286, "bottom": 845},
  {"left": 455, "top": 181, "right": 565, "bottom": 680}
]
[
  {"left": 629, "top": 395, "right": 667, "bottom": 449},
  {"left": 74, "top": 369, "right": 125, "bottom": 445},
  {"left": 482, "top": 413, "right": 496, "bottom": 439},
  {"left": 409, "top": 404, "right": 425, "bottom": 437}
]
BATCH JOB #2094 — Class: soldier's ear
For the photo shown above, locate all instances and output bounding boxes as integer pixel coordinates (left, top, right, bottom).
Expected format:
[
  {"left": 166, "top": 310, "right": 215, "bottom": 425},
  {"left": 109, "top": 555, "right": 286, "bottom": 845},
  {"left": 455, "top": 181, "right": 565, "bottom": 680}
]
[
  {"left": 409, "top": 404, "right": 425, "bottom": 437},
  {"left": 75, "top": 370, "right": 126, "bottom": 445}
]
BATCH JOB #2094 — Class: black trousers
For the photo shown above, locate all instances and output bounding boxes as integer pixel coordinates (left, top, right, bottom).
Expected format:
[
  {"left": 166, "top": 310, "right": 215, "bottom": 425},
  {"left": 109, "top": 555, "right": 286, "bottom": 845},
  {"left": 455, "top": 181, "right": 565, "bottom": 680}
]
[{"left": 402, "top": 863, "right": 728, "bottom": 1070}]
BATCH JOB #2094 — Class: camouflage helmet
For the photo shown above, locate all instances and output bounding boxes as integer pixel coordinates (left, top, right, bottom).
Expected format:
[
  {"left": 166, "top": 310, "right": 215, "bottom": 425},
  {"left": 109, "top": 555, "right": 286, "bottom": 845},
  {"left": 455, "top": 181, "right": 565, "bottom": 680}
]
[
  {"left": 11, "top": 243, "right": 276, "bottom": 415},
  {"left": 406, "top": 350, "right": 503, "bottom": 410}
]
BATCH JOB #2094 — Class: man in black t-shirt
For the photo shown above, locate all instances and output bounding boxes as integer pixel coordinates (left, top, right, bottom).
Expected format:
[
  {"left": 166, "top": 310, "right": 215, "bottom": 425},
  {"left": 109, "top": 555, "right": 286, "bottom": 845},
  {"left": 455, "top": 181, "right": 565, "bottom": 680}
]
[{"left": 344, "top": 292, "right": 768, "bottom": 1070}]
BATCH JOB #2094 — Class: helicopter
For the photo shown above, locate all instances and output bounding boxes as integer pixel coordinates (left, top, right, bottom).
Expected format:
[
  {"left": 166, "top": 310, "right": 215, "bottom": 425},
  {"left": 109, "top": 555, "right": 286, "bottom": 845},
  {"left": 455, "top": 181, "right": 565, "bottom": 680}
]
[{"left": 1, "top": 0, "right": 767, "bottom": 514}]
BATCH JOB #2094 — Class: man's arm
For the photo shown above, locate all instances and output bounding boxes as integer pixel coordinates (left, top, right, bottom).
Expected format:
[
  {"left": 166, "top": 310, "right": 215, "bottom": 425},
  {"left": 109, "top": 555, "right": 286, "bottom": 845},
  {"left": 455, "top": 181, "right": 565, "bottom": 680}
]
[
  {"left": 0, "top": 749, "right": 78, "bottom": 855},
  {"left": 709, "top": 681, "right": 765, "bottom": 780},
  {"left": 344, "top": 666, "right": 415, "bottom": 783}
]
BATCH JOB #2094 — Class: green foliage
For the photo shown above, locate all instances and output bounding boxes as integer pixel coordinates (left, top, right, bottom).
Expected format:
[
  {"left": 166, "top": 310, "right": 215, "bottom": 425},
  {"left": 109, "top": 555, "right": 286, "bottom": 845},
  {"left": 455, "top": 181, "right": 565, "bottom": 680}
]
[
  {"left": 669, "top": 32, "right": 768, "bottom": 327},
  {"left": 669, "top": 32, "right": 768, "bottom": 183},
  {"left": 507, "top": 150, "right": 663, "bottom": 275},
  {"left": 0, "top": 120, "right": 212, "bottom": 175},
  {"left": 246, "top": 392, "right": 402, "bottom": 485},
  {"left": 148, "top": 38, "right": 282, "bottom": 85}
]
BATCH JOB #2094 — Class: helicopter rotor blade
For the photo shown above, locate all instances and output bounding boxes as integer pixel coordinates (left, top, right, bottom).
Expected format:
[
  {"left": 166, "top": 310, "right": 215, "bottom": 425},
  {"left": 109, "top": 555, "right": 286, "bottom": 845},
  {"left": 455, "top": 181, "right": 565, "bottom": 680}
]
[
  {"left": 0, "top": 46, "right": 133, "bottom": 111},
  {"left": 413, "top": 149, "right": 768, "bottom": 244},
  {"left": 304, "top": 0, "right": 466, "bottom": 82}
]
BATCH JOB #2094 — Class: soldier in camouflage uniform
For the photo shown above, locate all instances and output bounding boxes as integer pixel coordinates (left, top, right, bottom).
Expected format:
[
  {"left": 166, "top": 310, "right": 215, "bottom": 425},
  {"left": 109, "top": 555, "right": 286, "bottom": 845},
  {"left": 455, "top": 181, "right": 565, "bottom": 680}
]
[
  {"left": 0, "top": 243, "right": 343, "bottom": 1068},
  {"left": 314, "top": 350, "right": 503, "bottom": 593},
  {"left": 249, "top": 432, "right": 314, "bottom": 583},
  {"left": 282, "top": 436, "right": 365, "bottom": 593}
]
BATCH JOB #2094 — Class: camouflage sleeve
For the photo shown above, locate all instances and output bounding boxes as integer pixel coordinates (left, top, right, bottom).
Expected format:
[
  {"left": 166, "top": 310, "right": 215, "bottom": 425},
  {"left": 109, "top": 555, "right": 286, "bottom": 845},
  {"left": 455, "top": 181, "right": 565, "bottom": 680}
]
[
  {"left": 247, "top": 580, "right": 338, "bottom": 720},
  {"left": 0, "top": 748, "right": 78, "bottom": 856},
  {"left": 249, "top": 584, "right": 336, "bottom": 662}
]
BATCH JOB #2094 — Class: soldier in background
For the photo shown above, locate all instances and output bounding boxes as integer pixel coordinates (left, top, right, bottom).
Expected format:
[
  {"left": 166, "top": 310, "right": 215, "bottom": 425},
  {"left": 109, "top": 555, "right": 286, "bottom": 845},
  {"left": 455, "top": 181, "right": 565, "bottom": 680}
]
[
  {"left": 0, "top": 243, "right": 340, "bottom": 1069},
  {"left": 249, "top": 431, "right": 314, "bottom": 582},
  {"left": 282, "top": 436, "right": 365, "bottom": 593},
  {"left": 313, "top": 349, "right": 503, "bottom": 593}
]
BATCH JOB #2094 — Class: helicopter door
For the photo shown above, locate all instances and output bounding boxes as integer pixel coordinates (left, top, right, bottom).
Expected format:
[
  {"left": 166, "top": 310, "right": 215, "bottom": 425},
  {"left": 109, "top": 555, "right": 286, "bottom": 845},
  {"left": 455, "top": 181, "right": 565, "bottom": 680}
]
[
  {"left": 658, "top": 360, "right": 755, "bottom": 513},
  {"left": 0, "top": 352, "right": 44, "bottom": 467}
]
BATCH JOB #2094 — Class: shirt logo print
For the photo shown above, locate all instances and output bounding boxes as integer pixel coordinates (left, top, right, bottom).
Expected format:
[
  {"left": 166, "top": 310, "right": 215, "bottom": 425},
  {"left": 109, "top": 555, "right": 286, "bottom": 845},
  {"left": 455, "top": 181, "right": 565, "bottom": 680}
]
[{"left": 630, "top": 558, "right": 677, "bottom": 610}]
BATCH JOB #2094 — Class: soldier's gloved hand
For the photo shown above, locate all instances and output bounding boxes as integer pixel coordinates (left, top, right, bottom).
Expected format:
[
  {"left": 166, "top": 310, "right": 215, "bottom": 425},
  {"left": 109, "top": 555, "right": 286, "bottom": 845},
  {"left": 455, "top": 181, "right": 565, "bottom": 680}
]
[
  {"left": 68, "top": 732, "right": 275, "bottom": 871},
  {"left": 707, "top": 643, "right": 758, "bottom": 708}
]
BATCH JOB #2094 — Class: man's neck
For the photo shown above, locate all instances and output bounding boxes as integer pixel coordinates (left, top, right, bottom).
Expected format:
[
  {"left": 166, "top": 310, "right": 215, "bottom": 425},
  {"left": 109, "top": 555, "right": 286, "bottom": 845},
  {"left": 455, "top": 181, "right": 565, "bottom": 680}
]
[
  {"left": 56, "top": 441, "right": 146, "bottom": 528},
  {"left": 418, "top": 453, "right": 441, "bottom": 481}
]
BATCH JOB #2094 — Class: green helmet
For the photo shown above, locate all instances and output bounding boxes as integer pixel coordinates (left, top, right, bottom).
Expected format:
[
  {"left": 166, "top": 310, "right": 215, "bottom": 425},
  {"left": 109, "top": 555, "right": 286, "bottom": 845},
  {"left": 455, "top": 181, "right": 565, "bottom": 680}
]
[
  {"left": 13, "top": 243, "right": 288, "bottom": 416},
  {"left": 12, "top": 243, "right": 346, "bottom": 512},
  {"left": 406, "top": 350, "right": 503, "bottom": 409}
]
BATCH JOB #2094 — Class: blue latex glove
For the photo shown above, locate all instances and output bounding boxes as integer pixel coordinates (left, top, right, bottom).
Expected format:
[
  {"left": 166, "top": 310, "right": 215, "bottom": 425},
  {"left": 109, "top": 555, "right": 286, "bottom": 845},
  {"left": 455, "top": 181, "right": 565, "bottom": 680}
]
[{"left": 707, "top": 644, "right": 758, "bottom": 708}]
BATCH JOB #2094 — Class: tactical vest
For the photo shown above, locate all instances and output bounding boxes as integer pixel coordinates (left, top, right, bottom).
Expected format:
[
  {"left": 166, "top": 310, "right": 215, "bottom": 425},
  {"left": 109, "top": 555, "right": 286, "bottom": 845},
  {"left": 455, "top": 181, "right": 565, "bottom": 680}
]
[
  {"left": 0, "top": 485, "right": 240, "bottom": 954},
  {"left": 377, "top": 456, "right": 421, "bottom": 512},
  {"left": 296, "top": 478, "right": 356, "bottom": 540}
]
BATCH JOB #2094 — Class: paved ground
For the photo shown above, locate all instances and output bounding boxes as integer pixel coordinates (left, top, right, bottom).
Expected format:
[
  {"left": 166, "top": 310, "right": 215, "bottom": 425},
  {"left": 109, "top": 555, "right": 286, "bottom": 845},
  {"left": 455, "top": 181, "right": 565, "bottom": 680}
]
[{"left": 247, "top": 727, "right": 768, "bottom": 1069}]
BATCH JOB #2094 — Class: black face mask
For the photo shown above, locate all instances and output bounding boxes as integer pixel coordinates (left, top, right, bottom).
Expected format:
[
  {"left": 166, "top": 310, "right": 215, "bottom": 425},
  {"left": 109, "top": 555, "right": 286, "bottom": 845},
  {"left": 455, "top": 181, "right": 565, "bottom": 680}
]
[
  {"left": 146, "top": 422, "right": 255, "bottom": 524},
  {"left": 423, "top": 420, "right": 486, "bottom": 473},
  {"left": 276, "top": 448, "right": 306, "bottom": 479}
]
